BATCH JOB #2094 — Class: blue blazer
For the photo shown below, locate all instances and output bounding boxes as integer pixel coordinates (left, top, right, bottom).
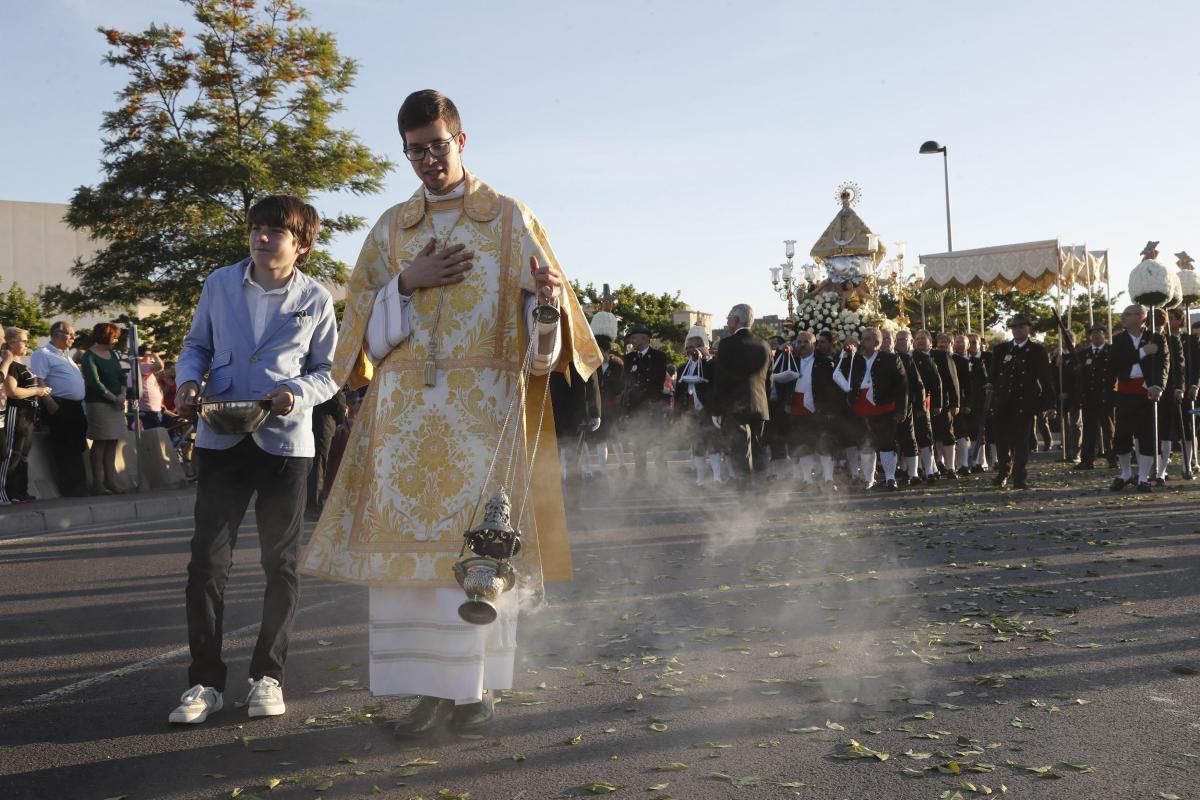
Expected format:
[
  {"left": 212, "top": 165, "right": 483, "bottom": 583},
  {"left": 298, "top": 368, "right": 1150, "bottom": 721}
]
[{"left": 177, "top": 259, "right": 339, "bottom": 457}]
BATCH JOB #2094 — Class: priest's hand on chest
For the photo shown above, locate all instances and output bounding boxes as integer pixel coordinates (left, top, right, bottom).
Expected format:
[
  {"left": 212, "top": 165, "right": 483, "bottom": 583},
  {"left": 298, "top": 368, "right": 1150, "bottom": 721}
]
[{"left": 397, "top": 237, "right": 474, "bottom": 294}]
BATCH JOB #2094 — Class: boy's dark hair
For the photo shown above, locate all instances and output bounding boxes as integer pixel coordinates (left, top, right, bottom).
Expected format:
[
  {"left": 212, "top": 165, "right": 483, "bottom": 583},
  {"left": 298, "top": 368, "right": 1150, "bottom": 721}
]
[
  {"left": 247, "top": 195, "right": 320, "bottom": 266},
  {"left": 397, "top": 90, "right": 461, "bottom": 145}
]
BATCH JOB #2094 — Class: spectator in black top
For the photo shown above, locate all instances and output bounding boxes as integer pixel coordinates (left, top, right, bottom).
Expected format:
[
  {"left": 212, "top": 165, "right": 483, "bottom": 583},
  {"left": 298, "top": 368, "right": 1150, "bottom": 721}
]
[{"left": 1, "top": 327, "right": 53, "bottom": 503}]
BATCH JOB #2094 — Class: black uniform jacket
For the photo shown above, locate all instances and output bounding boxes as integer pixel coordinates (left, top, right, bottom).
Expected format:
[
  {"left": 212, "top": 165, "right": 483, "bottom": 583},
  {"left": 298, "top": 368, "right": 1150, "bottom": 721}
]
[
  {"left": 1111, "top": 329, "right": 1169, "bottom": 390},
  {"left": 912, "top": 350, "right": 943, "bottom": 413},
  {"left": 845, "top": 350, "right": 909, "bottom": 417},
  {"left": 989, "top": 339, "right": 1055, "bottom": 417}
]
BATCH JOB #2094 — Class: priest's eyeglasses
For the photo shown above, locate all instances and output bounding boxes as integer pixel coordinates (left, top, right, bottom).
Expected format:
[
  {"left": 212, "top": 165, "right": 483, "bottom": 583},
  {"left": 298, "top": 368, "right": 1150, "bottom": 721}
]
[{"left": 403, "top": 133, "right": 461, "bottom": 162}]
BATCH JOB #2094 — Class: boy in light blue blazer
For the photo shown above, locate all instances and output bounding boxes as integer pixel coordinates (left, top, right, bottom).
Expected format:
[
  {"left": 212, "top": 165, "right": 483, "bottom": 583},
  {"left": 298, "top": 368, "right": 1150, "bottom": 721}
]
[{"left": 169, "top": 195, "right": 338, "bottom": 724}]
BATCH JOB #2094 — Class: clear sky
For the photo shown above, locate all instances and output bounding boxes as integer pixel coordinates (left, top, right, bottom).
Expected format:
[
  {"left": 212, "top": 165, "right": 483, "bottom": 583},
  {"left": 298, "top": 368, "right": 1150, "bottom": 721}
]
[{"left": 3, "top": 0, "right": 1199, "bottom": 326}]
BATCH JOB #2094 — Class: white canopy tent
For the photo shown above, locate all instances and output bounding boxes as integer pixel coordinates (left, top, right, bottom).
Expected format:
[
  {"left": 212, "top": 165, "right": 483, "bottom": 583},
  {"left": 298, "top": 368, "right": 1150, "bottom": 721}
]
[
  {"left": 919, "top": 239, "right": 1112, "bottom": 338},
  {"left": 918, "top": 238, "right": 1113, "bottom": 460}
]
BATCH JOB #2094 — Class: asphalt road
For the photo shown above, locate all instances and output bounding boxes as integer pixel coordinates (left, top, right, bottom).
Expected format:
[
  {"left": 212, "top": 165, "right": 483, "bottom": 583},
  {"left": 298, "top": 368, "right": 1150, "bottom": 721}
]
[{"left": 2, "top": 453, "right": 1199, "bottom": 800}]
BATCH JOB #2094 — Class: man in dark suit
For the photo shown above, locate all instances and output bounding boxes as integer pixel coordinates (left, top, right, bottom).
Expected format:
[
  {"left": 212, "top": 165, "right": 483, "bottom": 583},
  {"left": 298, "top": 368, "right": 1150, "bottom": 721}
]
[
  {"left": 1109, "top": 304, "right": 1168, "bottom": 492},
  {"left": 711, "top": 304, "right": 773, "bottom": 481},
  {"left": 621, "top": 323, "right": 669, "bottom": 482},
  {"left": 1074, "top": 324, "right": 1115, "bottom": 470},
  {"left": 833, "top": 327, "right": 908, "bottom": 490},
  {"left": 989, "top": 314, "right": 1055, "bottom": 489}
]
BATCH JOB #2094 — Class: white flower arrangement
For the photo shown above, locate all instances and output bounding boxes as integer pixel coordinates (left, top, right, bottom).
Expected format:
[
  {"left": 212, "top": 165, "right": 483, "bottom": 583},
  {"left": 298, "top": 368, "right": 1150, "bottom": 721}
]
[
  {"left": 1178, "top": 268, "right": 1200, "bottom": 305},
  {"left": 1129, "top": 258, "right": 1173, "bottom": 306}
]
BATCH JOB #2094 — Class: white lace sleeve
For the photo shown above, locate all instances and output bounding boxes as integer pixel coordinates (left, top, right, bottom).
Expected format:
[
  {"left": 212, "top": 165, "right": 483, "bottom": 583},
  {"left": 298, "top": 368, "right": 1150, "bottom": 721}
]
[{"left": 364, "top": 278, "right": 413, "bottom": 365}]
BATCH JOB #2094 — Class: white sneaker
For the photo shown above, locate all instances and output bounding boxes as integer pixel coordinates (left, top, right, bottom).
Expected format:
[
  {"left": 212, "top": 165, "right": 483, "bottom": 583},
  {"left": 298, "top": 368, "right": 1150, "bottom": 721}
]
[
  {"left": 169, "top": 684, "right": 223, "bottom": 724},
  {"left": 246, "top": 676, "right": 286, "bottom": 718}
]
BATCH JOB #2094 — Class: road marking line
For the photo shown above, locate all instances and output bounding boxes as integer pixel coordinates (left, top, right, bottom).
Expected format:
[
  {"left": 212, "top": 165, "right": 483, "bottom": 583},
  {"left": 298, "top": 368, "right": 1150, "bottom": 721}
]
[
  {"left": 0, "top": 513, "right": 196, "bottom": 545},
  {"left": 20, "top": 596, "right": 345, "bottom": 706}
]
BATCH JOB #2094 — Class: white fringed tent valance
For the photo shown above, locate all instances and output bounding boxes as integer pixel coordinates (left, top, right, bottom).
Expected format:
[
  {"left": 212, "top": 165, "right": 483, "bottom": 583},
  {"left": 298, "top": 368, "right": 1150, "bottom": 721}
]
[
  {"left": 919, "top": 239, "right": 1108, "bottom": 291},
  {"left": 919, "top": 239, "right": 1064, "bottom": 291}
]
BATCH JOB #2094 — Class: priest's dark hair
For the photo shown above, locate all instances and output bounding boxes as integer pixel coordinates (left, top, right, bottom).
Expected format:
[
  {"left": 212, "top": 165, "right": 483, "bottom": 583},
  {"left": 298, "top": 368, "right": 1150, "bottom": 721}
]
[{"left": 397, "top": 90, "right": 462, "bottom": 144}]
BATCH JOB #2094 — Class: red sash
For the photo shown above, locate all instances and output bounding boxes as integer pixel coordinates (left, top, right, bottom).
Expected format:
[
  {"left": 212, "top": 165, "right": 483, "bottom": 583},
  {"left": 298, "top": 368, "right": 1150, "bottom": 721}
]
[
  {"left": 789, "top": 391, "right": 811, "bottom": 416},
  {"left": 923, "top": 395, "right": 932, "bottom": 413},
  {"left": 853, "top": 388, "right": 896, "bottom": 417},
  {"left": 1116, "top": 377, "right": 1147, "bottom": 396}
]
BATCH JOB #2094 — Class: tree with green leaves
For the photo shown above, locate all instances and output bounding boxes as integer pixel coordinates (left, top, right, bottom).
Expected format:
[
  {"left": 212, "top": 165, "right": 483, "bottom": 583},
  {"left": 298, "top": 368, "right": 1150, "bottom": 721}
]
[
  {"left": 47, "top": 0, "right": 392, "bottom": 351},
  {"left": 571, "top": 281, "right": 689, "bottom": 362},
  {"left": 0, "top": 280, "right": 51, "bottom": 340}
]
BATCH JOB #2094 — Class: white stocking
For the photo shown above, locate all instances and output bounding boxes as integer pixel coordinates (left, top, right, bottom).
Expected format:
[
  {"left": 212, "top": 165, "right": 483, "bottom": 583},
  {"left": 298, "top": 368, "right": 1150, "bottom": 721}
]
[
  {"left": 905, "top": 455, "right": 919, "bottom": 479},
  {"left": 879, "top": 451, "right": 898, "bottom": 481},
  {"left": 798, "top": 454, "right": 816, "bottom": 483},
  {"left": 859, "top": 451, "right": 877, "bottom": 487},
  {"left": 1137, "top": 453, "right": 1155, "bottom": 483},
  {"left": 820, "top": 455, "right": 835, "bottom": 483},
  {"left": 707, "top": 453, "right": 723, "bottom": 482}
]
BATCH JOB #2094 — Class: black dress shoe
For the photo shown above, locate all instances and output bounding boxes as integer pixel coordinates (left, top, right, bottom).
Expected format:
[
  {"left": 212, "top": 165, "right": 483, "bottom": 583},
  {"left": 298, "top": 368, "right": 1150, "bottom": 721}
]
[
  {"left": 969, "top": 464, "right": 984, "bottom": 474},
  {"left": 885, "top": 479, "right": 898, "bottom": 491},
  {"left": 449, "top": 693, "right": 495, "bottom": 733},
  {"left": 1137, "top": 481, "right": 1153, "bottom": 494},
  {"left": 1183, "top": 470, "right": 1195, "bottom": 481},
  {"left": 924, "top": 475, "right": 938, "bottom": 485},
  {"left": 991, "top": 474, "right": 1008, "bottom": 487},
  {"left": 393, "top": 696, "right": 454, "bottom": 738},
  {"left": 1073, "top": 463, "right": 1094, "bottom": 471},
  {"left": 1154, "top": 477, "right": 1166, "bottom": 487},
  {"left": 1109, "top": 477, "right": 1128, "bottom": 492},
  {"left": 956, "top": 466, "right": 971, "bottom": 477}
]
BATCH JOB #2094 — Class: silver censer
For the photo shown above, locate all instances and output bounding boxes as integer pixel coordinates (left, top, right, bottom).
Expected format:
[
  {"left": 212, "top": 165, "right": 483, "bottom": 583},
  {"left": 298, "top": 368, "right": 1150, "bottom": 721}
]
[{"left": 453, "top": 489, "right": 522, "bottom": 625}]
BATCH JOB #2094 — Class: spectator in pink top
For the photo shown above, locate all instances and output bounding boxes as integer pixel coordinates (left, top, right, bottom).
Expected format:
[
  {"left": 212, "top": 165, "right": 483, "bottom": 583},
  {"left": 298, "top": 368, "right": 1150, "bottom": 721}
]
[{"left": 136, "top": 344, "right": 166, "bottom": 429}]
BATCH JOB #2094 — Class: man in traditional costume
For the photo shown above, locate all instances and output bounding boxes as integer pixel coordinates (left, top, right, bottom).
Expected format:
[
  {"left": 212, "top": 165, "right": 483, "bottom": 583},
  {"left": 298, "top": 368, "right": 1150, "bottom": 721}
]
[
  {"left": 914, "top": 330, "right": 957, "bottom": 479},
  {"left": 766, "top": 336, "right": 798, "bottom": 478},
  {"left": 300, "top": 91, "right": 601, "bottom": 737},
  {"left": 621, "top": 323, "right": 670, "bottom": 483},
  {"left": 892, "top": 329, "right": 928, "bottom": 486},
  {"left": 808, "top": 331, "right": 845, "bottom": 493},
  {"left": 832, "top": 327, "right": 908, "bottom": 490},
  {"left": 1108, "top": 304, "right": 1167, "bottom": 492},
  {"left": 674, "top": 327, "right": 722, "bottom": 485},
  {"left": 949, "top": 334, "right": 974, "bottom": 476},
  {"left": 965, "top": 334, "right": 992, "bottom": 472},
  {"left": 587, "top": 307, "right": 625, "bottom": 477}
]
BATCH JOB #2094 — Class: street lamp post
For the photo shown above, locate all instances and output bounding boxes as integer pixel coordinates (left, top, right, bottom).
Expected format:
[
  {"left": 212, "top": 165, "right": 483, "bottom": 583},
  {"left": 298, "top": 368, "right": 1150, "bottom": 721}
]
[{"left": 920, "top": 140, "right": 954, "bottom": 333}]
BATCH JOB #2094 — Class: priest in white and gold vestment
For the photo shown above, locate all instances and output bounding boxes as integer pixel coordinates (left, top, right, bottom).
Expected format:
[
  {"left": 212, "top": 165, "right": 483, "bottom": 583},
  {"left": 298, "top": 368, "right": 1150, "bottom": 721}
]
[{"left": 300, "top": 90, "right": 602, "bottom": 737}]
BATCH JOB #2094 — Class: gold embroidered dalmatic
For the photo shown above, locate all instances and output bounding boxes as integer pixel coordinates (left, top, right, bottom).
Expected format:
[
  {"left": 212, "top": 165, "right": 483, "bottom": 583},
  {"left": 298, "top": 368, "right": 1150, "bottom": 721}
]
[{"left": 300, "top": 172, "right": 602, "bottom": 588}]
